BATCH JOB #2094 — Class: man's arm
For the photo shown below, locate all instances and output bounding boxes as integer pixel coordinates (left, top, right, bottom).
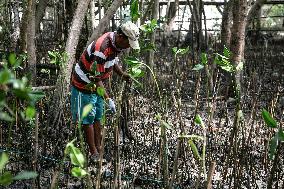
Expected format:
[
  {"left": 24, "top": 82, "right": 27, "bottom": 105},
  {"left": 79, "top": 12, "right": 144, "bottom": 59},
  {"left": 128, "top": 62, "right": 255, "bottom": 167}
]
[
  {"left": 113, "top": 63, "right": 124, "bottom": 76},
  {"left": 113, "top": 63, "right": 131, "bottom": 82}
]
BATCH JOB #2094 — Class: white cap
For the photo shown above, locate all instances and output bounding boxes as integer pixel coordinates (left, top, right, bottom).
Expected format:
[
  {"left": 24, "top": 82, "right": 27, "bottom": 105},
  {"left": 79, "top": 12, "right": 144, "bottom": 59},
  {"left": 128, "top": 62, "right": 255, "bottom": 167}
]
[{"left": 120, "top": 21, "right": 140, "bottom": 50}]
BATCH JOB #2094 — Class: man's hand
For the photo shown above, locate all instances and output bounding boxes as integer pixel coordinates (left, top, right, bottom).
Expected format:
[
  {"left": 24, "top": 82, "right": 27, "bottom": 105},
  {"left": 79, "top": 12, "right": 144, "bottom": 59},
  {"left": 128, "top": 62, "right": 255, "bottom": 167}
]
[{"left": 107, "top": 98, "right": 116, "bottom": 113}]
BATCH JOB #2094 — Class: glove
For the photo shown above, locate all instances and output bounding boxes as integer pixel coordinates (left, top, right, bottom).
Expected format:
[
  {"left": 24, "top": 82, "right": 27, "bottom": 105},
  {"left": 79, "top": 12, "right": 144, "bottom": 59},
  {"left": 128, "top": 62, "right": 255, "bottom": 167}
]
[{"left": 108, "top": 98, "right": 116, "bottom": 113}]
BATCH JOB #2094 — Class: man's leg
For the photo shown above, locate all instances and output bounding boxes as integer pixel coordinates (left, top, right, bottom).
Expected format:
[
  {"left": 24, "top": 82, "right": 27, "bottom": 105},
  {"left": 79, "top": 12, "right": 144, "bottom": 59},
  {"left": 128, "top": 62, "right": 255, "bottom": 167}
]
[
  {"left": 93, "top": 120, "right": 102, "bottom": 153},
  {"left": 83, "top": 124, "right": 98, "bottom": 155}
]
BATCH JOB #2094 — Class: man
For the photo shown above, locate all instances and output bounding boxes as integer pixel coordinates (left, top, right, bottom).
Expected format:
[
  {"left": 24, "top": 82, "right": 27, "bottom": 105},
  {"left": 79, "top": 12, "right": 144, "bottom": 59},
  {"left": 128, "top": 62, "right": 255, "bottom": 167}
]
[{"left": 70, "top": 21, "right": 140, "bottom": 161}]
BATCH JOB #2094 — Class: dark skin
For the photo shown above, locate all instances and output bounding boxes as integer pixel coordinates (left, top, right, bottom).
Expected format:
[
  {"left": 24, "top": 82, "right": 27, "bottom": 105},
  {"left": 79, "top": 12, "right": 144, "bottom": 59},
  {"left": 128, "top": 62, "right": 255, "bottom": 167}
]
[{"left": 84, "top": 33, "right": 132, "bottom": 156}]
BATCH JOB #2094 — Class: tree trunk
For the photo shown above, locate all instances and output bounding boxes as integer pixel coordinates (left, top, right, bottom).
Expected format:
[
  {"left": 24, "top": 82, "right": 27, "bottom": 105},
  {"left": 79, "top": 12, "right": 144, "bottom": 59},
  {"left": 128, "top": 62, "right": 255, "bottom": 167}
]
[
  {"left": 163, "top": 0, "right": 179, "bottom": 46},
  {"left": 221, "top": 0, "right": 233, "bottom": 48},
  {"left": 19, "top": 3, "right": 29, "bottom": 52},
  {"left": 90, "top": 0, "right": 97, "bottom": 30},
  {"left": 35, "top": 0, "right": 49, "bottom": 32},
  {"left": 26, "top": 0, "right": 37, "bottom": 85},
  {"left": 63, "top": 0, "right": 92, "bottom": 93},
  {"left": 141, "top": 0, "right": 154, "bottom": 25},
  {"left": 246, "top": 0, "right": 266, "bottom": 29},
  {"left": 230, "top": 0, "right": 247, "bottom": 100},
  {"left": 146, "top": 0, "right": 159, "bottom": 78},
  {"left": 87, "top": 0, "right": 124, "bottom": 45},
  {"left": 48, "top": 0, "right": 91, "bottom": 124},
  {"left": 11, "top": 0, "right": 20, "bottom": 51}
]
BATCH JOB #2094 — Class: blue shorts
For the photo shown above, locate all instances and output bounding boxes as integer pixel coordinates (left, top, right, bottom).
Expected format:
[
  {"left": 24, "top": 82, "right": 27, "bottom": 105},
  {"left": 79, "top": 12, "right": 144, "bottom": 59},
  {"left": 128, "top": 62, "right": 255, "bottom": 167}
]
[{"left": 71, "top": 86, "right": 104, "bottom": 124}]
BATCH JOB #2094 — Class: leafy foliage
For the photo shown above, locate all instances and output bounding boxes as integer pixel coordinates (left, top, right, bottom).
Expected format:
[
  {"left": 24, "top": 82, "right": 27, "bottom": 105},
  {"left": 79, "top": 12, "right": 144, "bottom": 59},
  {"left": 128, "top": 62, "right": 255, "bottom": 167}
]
[
  {"left": 48, "top": 49, "right": 68, "bottom": 66},
  {"left": 261, "top": 109, "right": 277, "bottom": 128},
  {"left": 140, "top": 19, "right": 158, "bottom": 34},
  {"left": 0, "top": 152, "right": 38, "bottom": 186},
  {"left": 261, "top": 109, "right": 283, "bottom": 160},
  {"left": 130, "top": 0, "right": 140, "bottom": 22},
  {"left": 0, "top": 52, "right": 45, "bottom": 122},
  {"left": 139, "top": 19, "right": 158, "bottom": 52},
  {"left": 172, "top": 47, "right": 190, "bottom": 56},
  {"left": 65, "top": 139, "right": 88, "bottom": 178}
]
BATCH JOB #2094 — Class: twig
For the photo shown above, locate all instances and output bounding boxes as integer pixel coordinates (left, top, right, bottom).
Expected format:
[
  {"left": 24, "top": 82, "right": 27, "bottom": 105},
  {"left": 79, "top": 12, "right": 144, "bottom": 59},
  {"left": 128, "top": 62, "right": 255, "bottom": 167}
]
[
  {"left": 169, "top": 139, "right": 181, "bottom": 189},
  {"left": 206, "top": 161, "right": 216, "bottom": 189}
]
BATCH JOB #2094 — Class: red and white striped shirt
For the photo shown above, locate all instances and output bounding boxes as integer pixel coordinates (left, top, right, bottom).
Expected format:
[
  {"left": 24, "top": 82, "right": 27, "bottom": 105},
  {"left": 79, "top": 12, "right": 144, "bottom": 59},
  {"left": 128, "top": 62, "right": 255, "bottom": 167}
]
[{"left": 71, "top": 32, "right": 125, "bottom": 92}]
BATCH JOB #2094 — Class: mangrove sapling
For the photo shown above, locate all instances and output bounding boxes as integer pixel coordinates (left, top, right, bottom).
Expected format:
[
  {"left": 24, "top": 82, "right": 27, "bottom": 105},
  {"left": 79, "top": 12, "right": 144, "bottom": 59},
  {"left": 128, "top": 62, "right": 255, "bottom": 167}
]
[
  {"left": 113, "top": 82, "right": 129, "bottom": 189},
  {"left": 51, "top": 104, "right": 95, "bottom": 188},
  {"left": 261, "top": 109, "right": 284, "bottom": 188},
  {"left": 179, "top": 114, "right": 207, "bottom": 188},
  {"left": 156, "top": 114, "right": 172, "bottom": 187}
]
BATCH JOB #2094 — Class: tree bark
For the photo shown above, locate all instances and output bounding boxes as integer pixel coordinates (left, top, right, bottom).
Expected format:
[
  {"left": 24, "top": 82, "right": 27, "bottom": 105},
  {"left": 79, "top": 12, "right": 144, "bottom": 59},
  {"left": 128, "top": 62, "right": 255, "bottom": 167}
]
[
  {"left": 146, "top": 0, "right": 159, "bottom": 78},
  {"left": 19, "top": 3, "right": 29, "bottom": 52},
  {"left": 87, "top": 0, "right": 124, "bottom": 45},
  {"left": 26, "top": 0, "right": 37, "bottom": 85},
  {"left": 140, "top": 0, "right": 154, "bottom": 25},
  {"left": 11, "top": 0, "right": 20, "bottom": 51},
  {"left": 230, "top": 0, "right": 248, "bottom": 99},
  {"left": 35, "top": 0, "right": 49, "bottom": 32},
  {"left": 63, "top": 0, "right": 92, "bottom": 93},
  {"left": 221, "top": 0, "right": 233, "bottom": 48},
  {"left": 163, "top": 0, "right": 179, "bottom": 46},
  {"left": 90, "top": 0, "right": 97, "bottom": 30},
  {"left": 246, "top": 0, "right": 266, "bottom": 29}
]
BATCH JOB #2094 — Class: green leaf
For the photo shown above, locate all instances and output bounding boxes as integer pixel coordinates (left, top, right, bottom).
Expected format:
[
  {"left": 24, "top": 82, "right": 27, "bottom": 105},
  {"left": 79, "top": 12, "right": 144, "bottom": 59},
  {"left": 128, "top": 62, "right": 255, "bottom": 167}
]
[
  {"left": 69, "top": 147, "right": 85, "bottom": 167},
  {"left": 124, "top": 57, "right": 141, "bottom": 66},
  {"left": 194, "top": 114, "right": 203, "bottom": 125},
  {"left": 192, "top": 64, "right": 204, "bottom": 71},
  {"left": 71, "top": 167, "right": 88, "bottom": 178},
  {"left": 172, "top": 47, "right": 178, "bottom": 54},
  {"left": 0, "top": 69, "right": 12, "bottom": 84},
  {"left": 0, "top": 112, "right": 14, "bottom": 122},
  {"left": 269, "top": 136, "right": 278, "bottom": 160},
  {"left": 12, "top": 79, "right": 25, "bottom": 90},
  {"left": 179, "top": 134, "right": 204, "bottom": 140},
  {"left": 278, "top": 128, "right": 284, "bottom": 141},
  {"left": 85, "top": 83, "right": 96, "bottom": 90},
  {"left": 201, "top": 53, "right": 208, "bottom": 65},
  {"left": 220, "top": 65, "right": 234, "bottom": 72},
  {"left": 189, "top": 140, "right": 201, "bottom": 160},
  {"left": 0, "top": 152, "right": 9, "bottom": 171},
  {"left": 176, "top": 47, "right": 189, "bottom": 55},
  {"left": 130, "top": 0, "right": 140, "bottom": 22},
  {"left": 28, "top": 90, "right": 45, "bottom": 103},
  {"left": 131, "top": 66, "right": 143, "bottom": 78},
  {"left": 150, "top": 19, "right": 157, "bottom": 28},
  {"left": 66, "top": 141, "right": 86, "bottom": 167},
  {"left": 262, "top": 109, "right": 277, "bottom": 128},
  {"left": 96, "top": 87, "right": 105, "bottom": 97},
  {"left": 161, "top": 120, "right": 172, "bottom": 130},
  {"left": 223, "top": 46, "right": 231, "bottom": 58},
  {"left": 0, "top": 171, "right": 13, "bottom": 186},
  {"left": 155, "top": 114, "right": 172, "bottom": 130},
  {"left": 215, "top": 53, "right": 229, "bottom": 61},
  {"left": 8, "top": 53, "right": 17, "bottom": 66},
  {"left": 81, "top": 104, "right": 93, "bottom": 119},
  {"left": 13, "top": 171, "right": 38, "bottom": 180},
  {"left": 25, "top": 106, "right": 36, "bottom": 119}
]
